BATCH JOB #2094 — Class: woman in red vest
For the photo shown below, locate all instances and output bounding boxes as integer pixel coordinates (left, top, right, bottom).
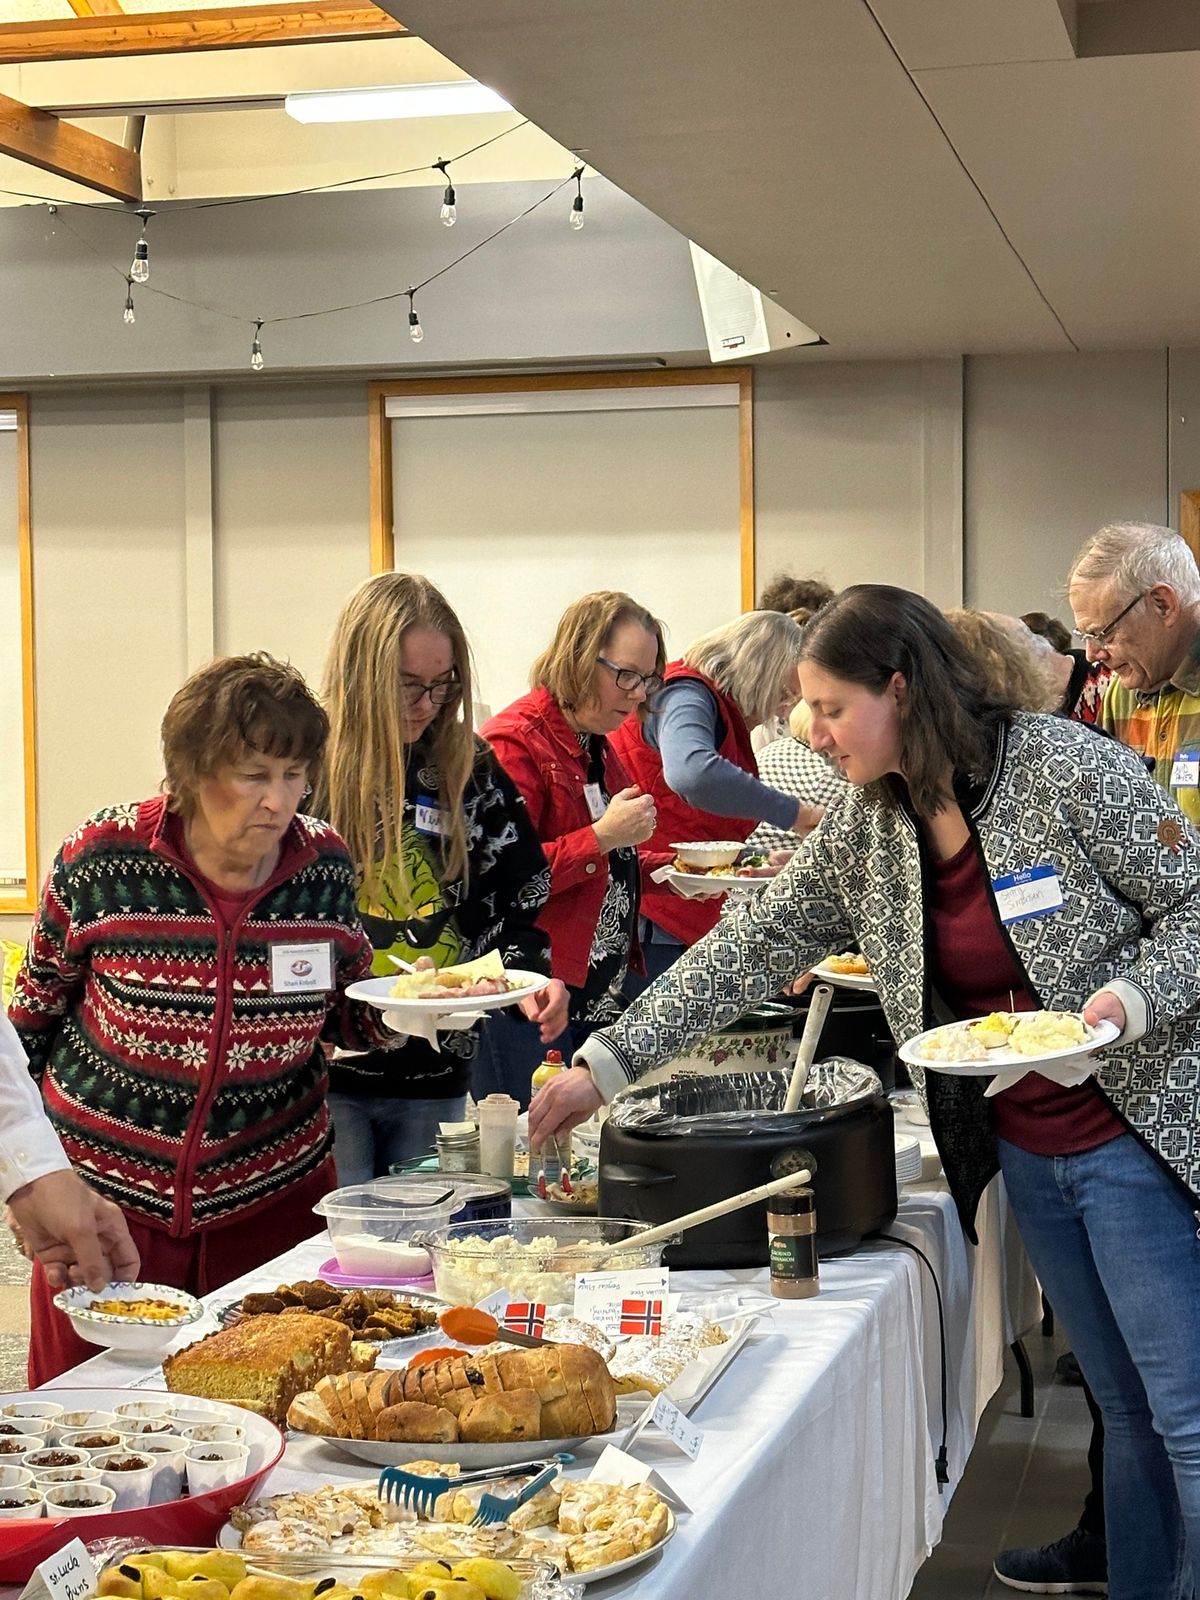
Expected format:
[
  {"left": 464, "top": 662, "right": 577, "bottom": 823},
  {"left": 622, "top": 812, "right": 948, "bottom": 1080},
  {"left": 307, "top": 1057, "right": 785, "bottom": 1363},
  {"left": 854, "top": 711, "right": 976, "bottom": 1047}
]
[
  {"left": 610, "top": 609, "right": 823, "bottom": 991},
  {"left": 478, "top": 593, "right": 666, "bottom": 1104}
]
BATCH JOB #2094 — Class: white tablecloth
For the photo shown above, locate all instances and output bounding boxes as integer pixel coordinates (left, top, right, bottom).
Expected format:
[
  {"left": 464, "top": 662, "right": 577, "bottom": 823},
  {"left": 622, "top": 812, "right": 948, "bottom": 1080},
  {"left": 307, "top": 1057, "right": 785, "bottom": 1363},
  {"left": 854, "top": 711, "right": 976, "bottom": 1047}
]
[{"left": 47, "top": 1178, "right": 1039, "bottom": 1600}]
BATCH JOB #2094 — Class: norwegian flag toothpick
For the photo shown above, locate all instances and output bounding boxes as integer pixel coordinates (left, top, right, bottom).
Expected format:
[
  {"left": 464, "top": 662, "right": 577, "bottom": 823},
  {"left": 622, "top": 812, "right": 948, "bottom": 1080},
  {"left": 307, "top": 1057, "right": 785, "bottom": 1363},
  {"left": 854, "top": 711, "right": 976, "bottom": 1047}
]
[
  {"left": 502, "top": 1301, "right": 547, "bottom": 1338},
  {"left": 619, "top": 1297, "right": 664, "bottom": 1337}
]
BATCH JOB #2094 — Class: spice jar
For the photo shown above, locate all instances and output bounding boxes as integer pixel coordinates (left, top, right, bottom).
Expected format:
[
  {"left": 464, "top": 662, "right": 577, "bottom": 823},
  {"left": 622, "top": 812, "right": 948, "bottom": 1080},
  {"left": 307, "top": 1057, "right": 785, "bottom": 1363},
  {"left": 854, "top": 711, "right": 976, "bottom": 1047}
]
[
  {"left": 435, "top": 1127, "right": 481, "bottom": 1173},
  {"left": 768, "top": 1187, "right": 819, "bottom": 1299}
]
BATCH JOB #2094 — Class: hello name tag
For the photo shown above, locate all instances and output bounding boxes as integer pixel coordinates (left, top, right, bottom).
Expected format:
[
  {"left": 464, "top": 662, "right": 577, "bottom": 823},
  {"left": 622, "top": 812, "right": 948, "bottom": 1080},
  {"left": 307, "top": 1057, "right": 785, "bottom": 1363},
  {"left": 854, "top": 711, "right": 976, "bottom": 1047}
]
[
  {"left": 583, "top": 782, "right": 607, "bottom": 822},
  {"left": 414, "top": 795, "right": 449, "bottom": 836},
  {"left": 991, "top": 865, "right": 1064, "bottom": 926},
  {"left": 270, "top": 939, "right": 334, "bottom": 993},
  {"left": 1171, "top": 751, "right": 1200, "bottom": 789}
]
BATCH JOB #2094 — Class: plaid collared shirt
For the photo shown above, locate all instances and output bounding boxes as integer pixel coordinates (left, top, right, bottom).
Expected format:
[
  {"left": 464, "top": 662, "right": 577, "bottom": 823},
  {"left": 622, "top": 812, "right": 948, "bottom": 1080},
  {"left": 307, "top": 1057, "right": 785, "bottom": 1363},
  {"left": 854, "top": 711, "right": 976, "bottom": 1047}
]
[{"left": 1101, "top": 631, "right": 1200, "bottom": 827}]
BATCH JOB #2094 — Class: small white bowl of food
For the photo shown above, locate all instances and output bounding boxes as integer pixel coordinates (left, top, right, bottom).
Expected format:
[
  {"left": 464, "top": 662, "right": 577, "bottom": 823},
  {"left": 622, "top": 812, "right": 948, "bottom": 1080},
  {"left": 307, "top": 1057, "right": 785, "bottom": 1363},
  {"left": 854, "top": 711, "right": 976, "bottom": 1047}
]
[
  {"left": 670, "top": 840, "right": 745, "bottom": 870},
  {"left": 52, "top": 1282, "right": 204, "bottom": 1353}
]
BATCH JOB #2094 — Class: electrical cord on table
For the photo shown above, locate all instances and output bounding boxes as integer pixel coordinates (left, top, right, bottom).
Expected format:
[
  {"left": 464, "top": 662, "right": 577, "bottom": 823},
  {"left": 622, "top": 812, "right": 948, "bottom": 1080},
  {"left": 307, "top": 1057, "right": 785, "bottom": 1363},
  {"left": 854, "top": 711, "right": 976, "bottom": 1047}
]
[{"left": 879, "top": 1232, "right": 950, "bottom": 1489}]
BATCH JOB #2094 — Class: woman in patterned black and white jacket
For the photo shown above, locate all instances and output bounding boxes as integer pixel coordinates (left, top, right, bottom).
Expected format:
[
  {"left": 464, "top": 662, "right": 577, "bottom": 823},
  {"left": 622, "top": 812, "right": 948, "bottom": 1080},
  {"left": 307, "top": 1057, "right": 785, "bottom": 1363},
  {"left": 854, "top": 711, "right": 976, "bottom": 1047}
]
[{"left": 531, "top": 584, "right": 1200, "bottom": 1600}]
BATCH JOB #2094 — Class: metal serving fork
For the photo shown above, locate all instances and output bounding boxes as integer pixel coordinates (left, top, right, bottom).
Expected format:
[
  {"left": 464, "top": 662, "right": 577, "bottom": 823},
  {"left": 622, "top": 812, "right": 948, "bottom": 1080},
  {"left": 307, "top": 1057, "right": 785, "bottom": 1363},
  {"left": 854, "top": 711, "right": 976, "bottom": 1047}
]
[{"left": 377, "top": 1456, "right": 567, "bottom": 1517}]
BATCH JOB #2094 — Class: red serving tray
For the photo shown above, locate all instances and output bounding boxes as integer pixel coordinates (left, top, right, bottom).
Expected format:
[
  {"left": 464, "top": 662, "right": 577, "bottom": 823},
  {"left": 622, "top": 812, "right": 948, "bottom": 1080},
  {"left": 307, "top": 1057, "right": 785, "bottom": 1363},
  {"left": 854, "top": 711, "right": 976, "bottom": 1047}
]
[{"left": 0, "top": 1389, "right": 285, "bottom": 1581}]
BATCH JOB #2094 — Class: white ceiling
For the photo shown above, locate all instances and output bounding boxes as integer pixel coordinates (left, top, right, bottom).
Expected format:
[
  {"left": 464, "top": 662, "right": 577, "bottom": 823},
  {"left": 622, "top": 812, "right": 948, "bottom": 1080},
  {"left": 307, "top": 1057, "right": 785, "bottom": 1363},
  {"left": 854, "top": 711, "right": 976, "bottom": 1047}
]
[{"left": 383, "top": 0, "right": 1200, "bottom": 358}]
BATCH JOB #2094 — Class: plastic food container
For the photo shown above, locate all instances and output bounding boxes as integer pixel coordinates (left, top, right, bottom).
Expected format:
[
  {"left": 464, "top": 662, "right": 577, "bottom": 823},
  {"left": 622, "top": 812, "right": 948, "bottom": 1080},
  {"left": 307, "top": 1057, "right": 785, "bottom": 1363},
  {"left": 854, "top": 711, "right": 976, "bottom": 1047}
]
[
  {"left": 313, "top": 1177, "right": 464, "bottom": 1278},
  {"left": 424, "top": 1215, "right": 671, "bottom": 1304}
]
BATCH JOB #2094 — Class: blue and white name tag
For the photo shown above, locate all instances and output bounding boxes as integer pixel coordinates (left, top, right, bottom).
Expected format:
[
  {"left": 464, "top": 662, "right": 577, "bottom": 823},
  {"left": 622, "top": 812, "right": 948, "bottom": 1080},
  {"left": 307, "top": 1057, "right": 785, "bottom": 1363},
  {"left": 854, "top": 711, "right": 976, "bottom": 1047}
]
[
  {"left": 991, "top": 864, "right": 1064, "bottom": 925},
  {"left": 414, "top": 794, "right": 448, "bottom": 836},
  {"left": 1171, "top": 751, "right": 1200, "bottom": 789},
  {"left": 583, "top": 782, "right": 607, "bottom": 822}
]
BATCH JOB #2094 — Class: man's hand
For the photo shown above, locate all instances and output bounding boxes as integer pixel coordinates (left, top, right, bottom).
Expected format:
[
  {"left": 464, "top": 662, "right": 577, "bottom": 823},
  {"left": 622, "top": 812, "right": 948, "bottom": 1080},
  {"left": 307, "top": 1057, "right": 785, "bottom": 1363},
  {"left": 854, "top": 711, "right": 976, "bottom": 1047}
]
[
  {"left": 529, "top": 1065, "right": 604, "bottom": 1148},
  {"left": 519, "top": 979, "right": 569, "bottom": 1043},
  {"left": 1083, "top": 988, "right": 1126, "bottom": 1038},
  {"left": 7, "top": 1170, "right": 139, "bottom": 1291}
]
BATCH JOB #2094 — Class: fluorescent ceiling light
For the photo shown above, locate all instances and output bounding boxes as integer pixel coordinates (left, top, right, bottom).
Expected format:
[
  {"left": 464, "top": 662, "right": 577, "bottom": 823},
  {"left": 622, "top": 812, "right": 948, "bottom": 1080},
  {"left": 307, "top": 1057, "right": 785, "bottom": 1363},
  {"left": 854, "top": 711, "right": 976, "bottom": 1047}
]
[{"left": 285, "top": 81, "right": 512, "bottom": 125}]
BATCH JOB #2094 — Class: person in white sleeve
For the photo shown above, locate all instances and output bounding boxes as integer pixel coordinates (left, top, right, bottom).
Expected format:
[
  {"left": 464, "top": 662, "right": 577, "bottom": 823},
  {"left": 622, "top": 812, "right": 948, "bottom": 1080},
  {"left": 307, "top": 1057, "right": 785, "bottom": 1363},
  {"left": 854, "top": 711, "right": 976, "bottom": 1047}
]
[{"left": 0, "top": 1007, "right": 139, "bottom": 1290}]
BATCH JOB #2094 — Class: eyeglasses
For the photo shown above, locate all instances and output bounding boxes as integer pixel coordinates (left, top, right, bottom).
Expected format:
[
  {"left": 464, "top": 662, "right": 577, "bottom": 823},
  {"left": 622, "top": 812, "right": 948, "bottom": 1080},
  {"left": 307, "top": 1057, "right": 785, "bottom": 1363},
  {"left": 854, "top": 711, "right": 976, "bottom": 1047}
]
[
  {"left": 597, "top": 655, "right": 665, "bottom": 696},
  {"left": 1074, "top": 592, "right": 1146, "bottom": 647},
  {"left": 400, "top": 673, "right": 462, "bottom": 708}
]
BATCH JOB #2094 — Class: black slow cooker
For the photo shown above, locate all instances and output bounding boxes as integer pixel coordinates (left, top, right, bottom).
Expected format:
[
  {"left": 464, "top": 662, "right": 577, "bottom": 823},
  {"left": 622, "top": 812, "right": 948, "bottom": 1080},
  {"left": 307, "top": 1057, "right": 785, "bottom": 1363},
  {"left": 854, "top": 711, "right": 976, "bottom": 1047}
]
[{"left": 599, "top": 1060, "right": 897, "bottom": 1267}]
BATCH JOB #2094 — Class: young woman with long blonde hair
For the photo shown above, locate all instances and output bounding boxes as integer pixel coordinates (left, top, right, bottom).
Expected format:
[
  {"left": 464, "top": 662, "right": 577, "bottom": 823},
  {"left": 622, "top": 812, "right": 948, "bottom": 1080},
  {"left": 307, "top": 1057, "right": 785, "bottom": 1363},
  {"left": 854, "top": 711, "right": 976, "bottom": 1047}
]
[{"left": 316, "top": 572, "right": 567, "bottom": 1182}]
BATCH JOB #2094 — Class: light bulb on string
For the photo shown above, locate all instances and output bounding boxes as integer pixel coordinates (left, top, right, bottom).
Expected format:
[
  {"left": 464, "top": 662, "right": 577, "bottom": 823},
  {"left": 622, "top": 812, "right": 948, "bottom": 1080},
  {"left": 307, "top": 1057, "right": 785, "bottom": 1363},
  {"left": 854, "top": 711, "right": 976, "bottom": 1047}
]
[
  {"left": 250, "top": 321, "right": 265, "bottom": 372},
  {"left": 433, "top": 158, "right": 456, "bottom": 225},
  {"left": 569, "top": 165, "right": 585, "bottom": 230},
  {"left": 407, "top": 290, "right": 424, "bottom": 344},
  {"left": 122, "top": 277, "right": 136, "bottom": 326},
  {"left": 130, "top": 205, "right": 154, "bottom": 284}
]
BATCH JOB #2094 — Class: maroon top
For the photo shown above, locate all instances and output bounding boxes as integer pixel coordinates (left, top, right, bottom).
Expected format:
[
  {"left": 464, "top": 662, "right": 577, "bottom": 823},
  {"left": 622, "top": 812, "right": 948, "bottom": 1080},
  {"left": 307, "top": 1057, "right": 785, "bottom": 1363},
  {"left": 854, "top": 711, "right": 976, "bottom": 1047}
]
[{"left": 927, "top": 836, "right": 1125, "bottom": 1156}]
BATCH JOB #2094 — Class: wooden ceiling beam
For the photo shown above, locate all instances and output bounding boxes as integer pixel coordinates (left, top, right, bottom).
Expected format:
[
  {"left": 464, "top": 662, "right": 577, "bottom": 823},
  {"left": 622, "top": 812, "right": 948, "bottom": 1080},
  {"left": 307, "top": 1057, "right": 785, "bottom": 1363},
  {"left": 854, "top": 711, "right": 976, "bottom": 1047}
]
[
  {"left": 0, "top": 91, "right": 141, "bottom": 199},
  {"left": 0, "top": 1, "right": 406, "bottom": 64}
]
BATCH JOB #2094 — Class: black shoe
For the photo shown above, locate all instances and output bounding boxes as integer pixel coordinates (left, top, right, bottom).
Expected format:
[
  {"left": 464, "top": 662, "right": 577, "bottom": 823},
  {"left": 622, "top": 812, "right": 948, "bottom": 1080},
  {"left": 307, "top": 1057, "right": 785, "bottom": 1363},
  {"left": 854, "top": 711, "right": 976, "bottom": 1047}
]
[
  {"left": 993, "top": 1527, "right": 1108, "bottom": 1594},
  {"left": 1055, "top": 1350, "right": 1085, "bottom": 1386}
]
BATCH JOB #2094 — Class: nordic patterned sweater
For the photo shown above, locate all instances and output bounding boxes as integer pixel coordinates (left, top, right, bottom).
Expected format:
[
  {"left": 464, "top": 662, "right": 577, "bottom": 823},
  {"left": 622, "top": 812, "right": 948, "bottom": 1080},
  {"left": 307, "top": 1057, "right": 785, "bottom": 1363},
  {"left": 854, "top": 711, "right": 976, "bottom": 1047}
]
[
  {"left": 9, "top": 796, "right": 391, "bottom": 1234},
  {"left": 577, "top": 713, "right": 1200, "bottom": 1236}
]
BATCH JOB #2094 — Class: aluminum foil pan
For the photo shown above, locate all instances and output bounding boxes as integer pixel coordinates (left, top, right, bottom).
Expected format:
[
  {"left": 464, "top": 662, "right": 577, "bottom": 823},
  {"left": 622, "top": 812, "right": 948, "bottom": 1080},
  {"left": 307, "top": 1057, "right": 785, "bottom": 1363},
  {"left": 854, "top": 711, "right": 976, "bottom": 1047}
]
[{"left": 607, "top": 1057, "right": 883, "bottom": 1136}]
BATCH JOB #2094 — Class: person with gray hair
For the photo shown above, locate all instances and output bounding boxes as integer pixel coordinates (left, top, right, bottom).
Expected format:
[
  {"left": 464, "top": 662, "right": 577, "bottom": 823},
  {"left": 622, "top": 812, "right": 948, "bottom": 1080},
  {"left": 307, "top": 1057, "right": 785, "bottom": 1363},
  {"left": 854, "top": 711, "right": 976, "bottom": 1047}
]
[
  {"left": 610, "top": 608, "right": 822, "bottom": 990},
  {"left": 1068, "top": 521, "right": 1200, "bottom": 828}
]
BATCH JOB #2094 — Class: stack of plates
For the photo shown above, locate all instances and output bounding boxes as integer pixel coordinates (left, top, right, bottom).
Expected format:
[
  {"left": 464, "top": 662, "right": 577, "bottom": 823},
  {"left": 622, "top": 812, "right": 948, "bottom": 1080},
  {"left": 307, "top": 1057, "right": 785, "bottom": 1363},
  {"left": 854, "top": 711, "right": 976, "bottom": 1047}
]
[{"left": 894, "top": 1132, "right": 923, "bottom": 1186}]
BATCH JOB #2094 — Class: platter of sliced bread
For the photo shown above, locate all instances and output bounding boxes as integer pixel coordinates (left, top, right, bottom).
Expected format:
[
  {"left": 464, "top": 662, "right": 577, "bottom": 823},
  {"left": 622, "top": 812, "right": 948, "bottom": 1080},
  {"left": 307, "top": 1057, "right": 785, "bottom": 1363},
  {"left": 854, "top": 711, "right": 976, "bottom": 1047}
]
[{"left": 286, "top": 1344, "right": 619, "bottom": 1467}]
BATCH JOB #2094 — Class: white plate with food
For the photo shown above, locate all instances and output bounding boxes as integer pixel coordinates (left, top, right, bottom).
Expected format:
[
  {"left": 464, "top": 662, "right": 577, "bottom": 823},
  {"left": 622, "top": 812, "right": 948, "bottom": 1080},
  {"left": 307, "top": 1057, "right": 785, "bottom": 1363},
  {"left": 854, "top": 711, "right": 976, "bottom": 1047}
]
[
  {"left": 899, "top": 1010, "right": 1120, "bottom": 1074},
  {"left": 300, "top": 1431, "right": 605, "bottom": 1468},
  {"left": 52, "top": 1282, "right": 204, "bottom": 1353},
  {"left": 810, "top": 953, "right": 877, "bottom": 992},
  {"left": 663, "top": 868, "right": 765, "bottom": 898},
  {"left": 347, "top": 970, "right": 550, "bottom": 1015}
]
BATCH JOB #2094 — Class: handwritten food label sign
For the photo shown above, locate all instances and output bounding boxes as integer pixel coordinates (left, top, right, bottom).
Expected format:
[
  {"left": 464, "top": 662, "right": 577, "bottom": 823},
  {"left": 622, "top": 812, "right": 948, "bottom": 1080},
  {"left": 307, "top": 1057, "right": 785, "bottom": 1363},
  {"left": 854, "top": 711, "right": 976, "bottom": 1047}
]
[
  {"left": 31, "top": 1540, "right": 98, "bottom": 1600},
  {"left": 573, "top": 1267, "right": 672, "bottom": 1336}
]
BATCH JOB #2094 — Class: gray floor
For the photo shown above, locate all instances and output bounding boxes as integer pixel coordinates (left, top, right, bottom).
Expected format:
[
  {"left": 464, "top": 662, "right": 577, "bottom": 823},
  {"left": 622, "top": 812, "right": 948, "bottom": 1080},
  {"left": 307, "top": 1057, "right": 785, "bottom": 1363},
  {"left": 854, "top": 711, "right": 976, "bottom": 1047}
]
[
  {"left": 0, "top": 1223, "right": 29, "bottom": 1391},
  {"left": 911, "top": 1325, "right": 1094, "bottom": 1599}
]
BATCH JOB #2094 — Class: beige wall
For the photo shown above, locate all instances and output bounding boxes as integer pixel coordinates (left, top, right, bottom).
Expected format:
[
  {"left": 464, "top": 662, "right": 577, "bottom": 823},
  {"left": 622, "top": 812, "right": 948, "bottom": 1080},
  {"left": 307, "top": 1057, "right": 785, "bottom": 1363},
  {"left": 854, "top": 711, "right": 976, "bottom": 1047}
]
[{"left": 2, "top": 348, "right": 1194, "bottom": 948}]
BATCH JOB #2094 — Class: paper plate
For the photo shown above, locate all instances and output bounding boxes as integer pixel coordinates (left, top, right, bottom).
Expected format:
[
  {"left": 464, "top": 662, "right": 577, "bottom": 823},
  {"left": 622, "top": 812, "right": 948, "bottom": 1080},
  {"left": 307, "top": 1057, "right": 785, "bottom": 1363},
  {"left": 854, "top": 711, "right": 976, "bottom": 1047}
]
[
  {"left": 899, "top": 1016, "right": 1120, "bottom": 1075},
  {"left": 810, "top": 960, "right": 877, "bottom": 992},
  {"left": 663, "top": 869, "right": 762, "bottom": 898},
  {"left": 347, "top": 971, "right": 550, "bottom": 1014},
  {"left": 305, "top": 1431, "right": 602, "bottom": 1468}
]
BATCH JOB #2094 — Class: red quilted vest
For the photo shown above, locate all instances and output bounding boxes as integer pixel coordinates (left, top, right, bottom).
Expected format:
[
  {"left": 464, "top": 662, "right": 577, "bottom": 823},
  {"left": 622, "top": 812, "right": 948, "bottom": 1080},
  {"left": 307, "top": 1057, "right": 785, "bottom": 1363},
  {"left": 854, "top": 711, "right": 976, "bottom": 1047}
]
[{"left": 609, "top": 663, "right": 758, "bottom": 944}]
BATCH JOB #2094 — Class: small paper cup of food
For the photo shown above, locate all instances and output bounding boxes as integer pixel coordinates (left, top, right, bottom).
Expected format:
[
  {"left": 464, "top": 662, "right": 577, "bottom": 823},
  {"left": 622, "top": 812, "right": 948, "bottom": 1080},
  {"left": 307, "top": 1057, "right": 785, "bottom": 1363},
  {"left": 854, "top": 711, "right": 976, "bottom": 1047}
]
[
  {"left": 43, "top": 1482, "right": 115, "bottom": 1517},
  {"left": 56, "top": 1409, "right": 117, "bottom": 1434},
  {"left": 0, "top": 1485, "right": 42, "bottom": 1518},
  {"left": 22, "top": 1447, "right": 91, "bottom": 1476},
  {"left": 2, "top": 1401, "right": 63, "bottom": 1425},
  {"left": 92, "top": 1449, "right": 156, "bottom": 1510},
  {"left": 51, "top": 1283, "right": 203, "bottom": 1354},
  {"left": 0, "top": 1465, "right": 33, "bottom": 1491},
  {"left": 114, "top": 1399, "right": 176, "bottom": 1424},
  {"left": 135, "top": 1434, "right": 187, "bottom": 1503},
  {"left": 670, "top": 840, "right": 744, "bottom": 869},
  {"left": 180, "top": 1421, "right": 245, "bottom": 1446},
  {"left": 32, "top": 1466, "right": 102, "bottom": 1493},
  {"left": 0, "top": 1416, "right": 51, "bottom": 1440},
  {"left": 59, "top": 1428, "right": 125, "bottom": 1456},
  {"left": 118, "top": 1417, "right": 179, "bottom": 1439},
  {"left": 0, "top": 1434, "right": 45, "bottom": 1463},
  {"left": 184, "top": 1440, "right": 248, "bottom": 1494}
]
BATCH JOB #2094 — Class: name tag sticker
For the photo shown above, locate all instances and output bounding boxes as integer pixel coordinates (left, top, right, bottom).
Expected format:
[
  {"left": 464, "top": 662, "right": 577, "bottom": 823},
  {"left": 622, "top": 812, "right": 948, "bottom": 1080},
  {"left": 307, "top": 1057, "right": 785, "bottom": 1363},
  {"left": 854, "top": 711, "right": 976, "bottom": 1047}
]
[
  {"left": 270, "top": 940, "right": 334, "bottom": 994},
  {"left": 992, "top": 865, "right": 1064, "bottom": 926},
  {"left": 414, "top": 794, "right": 449, "bottom": 836},
  {"left": 1171, "top": 752, "right": 1200, "bottom": 789},
  {"left": 583, "top": 782, "right": 607, "bottom": 822}
]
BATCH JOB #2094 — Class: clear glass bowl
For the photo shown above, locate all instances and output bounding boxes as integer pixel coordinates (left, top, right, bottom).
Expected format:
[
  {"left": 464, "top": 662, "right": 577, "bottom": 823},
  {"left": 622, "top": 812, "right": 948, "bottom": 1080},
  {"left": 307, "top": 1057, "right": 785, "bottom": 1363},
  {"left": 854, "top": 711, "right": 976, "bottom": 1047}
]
[{"left": 423, "top": 1216, "right": 668, "bottom": 1305}]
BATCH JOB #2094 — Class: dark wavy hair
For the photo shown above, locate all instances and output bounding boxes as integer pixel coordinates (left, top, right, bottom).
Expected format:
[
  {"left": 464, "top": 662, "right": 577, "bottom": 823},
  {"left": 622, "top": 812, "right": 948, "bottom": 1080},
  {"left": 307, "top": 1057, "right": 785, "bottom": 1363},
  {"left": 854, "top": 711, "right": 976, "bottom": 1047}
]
[{"left": 799, "top": 585, "right": 1018, "bottom": 817}]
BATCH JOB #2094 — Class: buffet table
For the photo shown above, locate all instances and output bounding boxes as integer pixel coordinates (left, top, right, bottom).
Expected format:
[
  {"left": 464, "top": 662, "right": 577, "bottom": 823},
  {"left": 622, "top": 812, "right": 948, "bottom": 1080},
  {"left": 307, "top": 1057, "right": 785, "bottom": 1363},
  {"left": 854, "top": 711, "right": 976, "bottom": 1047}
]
[{"left": 43, "top": 1174, "right": 1039, "bottom": 1600}]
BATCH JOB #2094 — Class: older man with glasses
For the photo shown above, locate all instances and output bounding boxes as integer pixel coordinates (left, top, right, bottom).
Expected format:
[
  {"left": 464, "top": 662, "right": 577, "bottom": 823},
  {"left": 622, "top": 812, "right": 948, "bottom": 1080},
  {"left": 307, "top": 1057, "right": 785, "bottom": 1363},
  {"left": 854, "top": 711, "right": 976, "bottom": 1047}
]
[{"left": 993, "top": 520, "right": 1200, "bottom": 1597}]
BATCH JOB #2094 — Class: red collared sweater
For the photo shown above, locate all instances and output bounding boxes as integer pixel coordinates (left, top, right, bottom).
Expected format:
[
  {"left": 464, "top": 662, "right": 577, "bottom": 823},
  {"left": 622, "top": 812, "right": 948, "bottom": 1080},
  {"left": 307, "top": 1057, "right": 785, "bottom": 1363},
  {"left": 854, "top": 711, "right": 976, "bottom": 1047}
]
[{"left": 9, "top": 797, "right": 388, "bottom": 1235}]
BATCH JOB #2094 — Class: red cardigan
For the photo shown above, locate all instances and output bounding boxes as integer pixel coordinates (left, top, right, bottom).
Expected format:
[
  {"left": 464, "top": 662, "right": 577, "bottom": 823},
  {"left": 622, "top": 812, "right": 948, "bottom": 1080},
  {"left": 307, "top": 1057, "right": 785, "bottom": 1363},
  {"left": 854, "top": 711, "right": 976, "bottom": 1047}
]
[
  {"left": 482, "top": 687, "right": 640, "bottom": 989},
  {"left": 609, "top": 663, "right": 758, "bottom": 944}
]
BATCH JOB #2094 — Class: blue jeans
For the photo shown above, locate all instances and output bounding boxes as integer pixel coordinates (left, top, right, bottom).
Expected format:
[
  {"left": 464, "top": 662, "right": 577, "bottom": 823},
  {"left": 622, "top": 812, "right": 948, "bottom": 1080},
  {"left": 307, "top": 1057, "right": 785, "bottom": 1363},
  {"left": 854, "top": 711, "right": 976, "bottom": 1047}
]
[
  {"left": 328, "top": 1093, "right": 467, "bottom": 1185},
  {"left": 999, "top": 1135, "right": 1200, "bottom": 1599},
  {"left": 471, "top": 1012, "right": 602, "bottom": 1110}
]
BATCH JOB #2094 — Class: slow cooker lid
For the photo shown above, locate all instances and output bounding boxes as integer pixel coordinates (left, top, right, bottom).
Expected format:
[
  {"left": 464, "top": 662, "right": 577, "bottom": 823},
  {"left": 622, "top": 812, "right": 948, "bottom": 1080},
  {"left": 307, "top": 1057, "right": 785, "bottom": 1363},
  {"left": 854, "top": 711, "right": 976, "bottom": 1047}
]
[{"left": 607, "top": 1057, "right": 883, "bottom": 1137}]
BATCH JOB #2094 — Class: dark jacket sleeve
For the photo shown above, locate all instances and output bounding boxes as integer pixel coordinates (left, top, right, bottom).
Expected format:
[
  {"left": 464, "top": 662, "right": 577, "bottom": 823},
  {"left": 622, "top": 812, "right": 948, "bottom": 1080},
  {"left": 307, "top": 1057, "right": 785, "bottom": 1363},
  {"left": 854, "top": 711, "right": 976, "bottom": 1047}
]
[
  {"left": 7, "top": 844, "right": 82, "bottom": 1082},
  {"left": 458, "top": 744, "right": 552, "bottom": 974}
]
